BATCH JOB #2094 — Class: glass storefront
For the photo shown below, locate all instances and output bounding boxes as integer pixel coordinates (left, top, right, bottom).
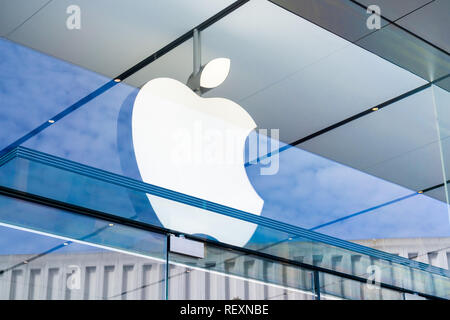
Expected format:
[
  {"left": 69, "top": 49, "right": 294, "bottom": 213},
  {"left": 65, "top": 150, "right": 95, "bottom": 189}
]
[
  {"left": 0, "top": 0, "right": 449, "bottom": 300},
  {"left": 0, "top": 192, "right": 444, "bottom": 300},
  {"left": 0, "top": 155, "right": 448, "bottom": 299}
]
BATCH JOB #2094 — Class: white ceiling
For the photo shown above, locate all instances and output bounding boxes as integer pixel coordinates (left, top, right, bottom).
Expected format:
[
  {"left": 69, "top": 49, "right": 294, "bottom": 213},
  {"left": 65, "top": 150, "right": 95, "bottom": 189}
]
[
  {"left": 2, "top": 0, "right": 236, "bottom": 79},
  {"left": 1, "top": 0, "right": 449, "bottom": 202},
  {"left": 424, "top": 186, "right": 448, "bottom": 203},
  {"left": 0, "top": 0, "right": 49, "bottom": 37},
  {"left": 271, "top": 0, "right": 450, "bottom": 88},
  {"left": 356, "top": 0, "right": 432, "bottom": 21},
  {"left": 395, "top": 0, "right": 450, "bottom": 53},
  {"left": 301, "top": 86, "right": 450, "bottom": 200}
]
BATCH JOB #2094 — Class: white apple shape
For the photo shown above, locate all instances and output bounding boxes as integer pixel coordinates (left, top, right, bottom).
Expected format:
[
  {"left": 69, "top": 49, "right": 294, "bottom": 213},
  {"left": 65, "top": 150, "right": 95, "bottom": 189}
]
[
  {"left": 132, "top": 77, "right": 263, "bottom": 247},
  {"left": 200, "top": 58, "right": 230, "bottom": 88}
]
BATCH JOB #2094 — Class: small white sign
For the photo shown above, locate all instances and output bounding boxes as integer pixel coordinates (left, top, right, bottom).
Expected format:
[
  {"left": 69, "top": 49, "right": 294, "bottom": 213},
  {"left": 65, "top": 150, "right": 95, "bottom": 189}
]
[{"left": 170, "top": 235, "right": 205, "bottom": 259}]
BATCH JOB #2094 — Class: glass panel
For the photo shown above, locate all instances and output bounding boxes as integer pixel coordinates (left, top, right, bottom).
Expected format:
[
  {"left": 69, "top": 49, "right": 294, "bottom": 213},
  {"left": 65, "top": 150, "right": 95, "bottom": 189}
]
[
  {"left": 168, "top": 241, "right": 315, "bottom": 300},
  {"left": 0, "top": 194, "right": 166, "bottom": 300},
  {"left": 356, "top": 0, "right": 432, "bottom": 21},
  {"left": 271, "top": 0, "right": 450, "bottom": 87},
  {"left": 357, "top": 23, "right": 450, "bottom": 84},
  {"left": 0, "top": 38, "right": 109, "bottom": 150},
  {"left": 271, "top": 0, "right": 389, "bottom": 42},
  {"left": 319, "top": 273, "right": 404, "bottom": 300},
  {"left": 432, "top": 84, "right": 450, "bottom": 207},
  {"left": 432, "top": 82, "right": 450, "bottom": 288},
  {"left": 4, "top": 0, "right": 237, "bottom": 79},
  {"left": 1, "top": 150, "right": 449, "bottom": 298},
  {"left": 20, "top": 79, "right": 141, "bottom": 178},
  {"left": 197, "top": 0, "right": 426, "bottom": 144}
]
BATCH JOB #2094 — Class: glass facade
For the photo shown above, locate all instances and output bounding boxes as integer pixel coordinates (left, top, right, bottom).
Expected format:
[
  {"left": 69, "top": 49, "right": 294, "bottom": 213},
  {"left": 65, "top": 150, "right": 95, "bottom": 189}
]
[
  {"left": 0, "top": 191, "right": 446, "bottom": 300},
  {"left": 0, "top": 148, "right": 448, "bottom": 299},
  {"left": 0, "top": 0, "right": 449, "bottom": 300}
]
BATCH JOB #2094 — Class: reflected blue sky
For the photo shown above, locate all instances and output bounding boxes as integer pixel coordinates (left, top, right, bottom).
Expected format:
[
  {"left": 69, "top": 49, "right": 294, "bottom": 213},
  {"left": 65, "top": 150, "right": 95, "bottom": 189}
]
[
  {"left": 0, "top": 192, "right": 167, "bottom": 256},
  {"left": 247, "top": 147, "right": 449, "bottom": 239},
  {"left": 1, "top": 37, "right": 449, "bottom": 247},
  {"left": 0, "top": 38, "right": 107, "bottom": 150},
  {"left": 0, "top": 225, "right": 101, "bottom": 255}
]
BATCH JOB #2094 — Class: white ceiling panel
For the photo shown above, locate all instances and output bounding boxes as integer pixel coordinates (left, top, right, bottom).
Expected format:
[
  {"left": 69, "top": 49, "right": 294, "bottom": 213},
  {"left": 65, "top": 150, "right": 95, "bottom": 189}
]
[
  {"left": 424, "top": 186, "right": 447, "bottom": 203},
  {"left": 299, "top": 88, "right": 438, "bottom": 169},
  {"left": 396, "top": 0, "right": 450, "bottom": 53},
  {"left": 365, "top": 140, "right": 444, "bottom": 192},
  {"left": 299, "top": 87, "right": 450, "bottom": 199},
  {"left": 0, "top": 0, "right": 49, "bottom": 36},
  {"left": 125, "top": 38, "right": 195, "bottom": 88},
  {"left": 356, "top": 0, "right": 432, "bottom": 21},
  {"left": 126, "top": 0, "right": 349, "bottom": 89},
  {"left": 4, "top": 0, "right": 236, "bottom": 79},
  {"left": 434, "top": 85, "right": 450, "bottom": 138},
  {"left": 124, "top": 0, "right": 428, "bottom": 145},
  {"left": 238, "top": 42, "right": 427, "bottom": 143}
]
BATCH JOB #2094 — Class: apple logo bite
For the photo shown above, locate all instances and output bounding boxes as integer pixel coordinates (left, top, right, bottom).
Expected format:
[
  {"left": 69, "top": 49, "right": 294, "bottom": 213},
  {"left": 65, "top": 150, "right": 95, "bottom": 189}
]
[{"left": 131, "top": 61, "right": 263, "bottom": 247}]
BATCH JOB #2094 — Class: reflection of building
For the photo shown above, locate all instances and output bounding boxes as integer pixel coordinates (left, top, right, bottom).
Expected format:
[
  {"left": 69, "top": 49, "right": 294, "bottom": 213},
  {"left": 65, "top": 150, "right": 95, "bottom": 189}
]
[
  {"left": 0, "top": 251, "right": 314, "bottom": 300},
  {"left": 0, "top": 251, "right": 165, "bottom": 300},
  {"left": 3, "top": 237, "right": 448, "bottom": 300},
  {"left": 352, "top": 237, "right": 450, "bottom": 270}
]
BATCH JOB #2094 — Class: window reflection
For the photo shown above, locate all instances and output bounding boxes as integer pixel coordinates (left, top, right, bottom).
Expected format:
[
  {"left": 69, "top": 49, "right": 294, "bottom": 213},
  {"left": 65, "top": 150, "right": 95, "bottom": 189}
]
[{"left": 0, "top": 225, "right": 166, "bottom": 300}]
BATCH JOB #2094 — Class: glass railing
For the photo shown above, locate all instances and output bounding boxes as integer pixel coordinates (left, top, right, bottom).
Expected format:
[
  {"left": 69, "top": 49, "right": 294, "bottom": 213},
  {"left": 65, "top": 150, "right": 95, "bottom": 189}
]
[{"left": 0, "top": 146, "right": 448, "bottom": 299}]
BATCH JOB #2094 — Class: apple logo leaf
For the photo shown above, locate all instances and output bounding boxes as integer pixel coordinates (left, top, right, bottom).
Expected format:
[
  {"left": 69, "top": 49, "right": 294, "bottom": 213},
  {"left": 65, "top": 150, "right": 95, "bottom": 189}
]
[{"left": 200, "top": 58, "right": 230, "bottom": 89}]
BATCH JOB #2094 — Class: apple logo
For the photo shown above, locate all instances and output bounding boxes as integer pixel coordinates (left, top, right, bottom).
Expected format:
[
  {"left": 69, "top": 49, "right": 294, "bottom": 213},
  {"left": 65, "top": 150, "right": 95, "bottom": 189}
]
[{"left": 132, "top": 59, "right": 263, "bottom": 247}]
